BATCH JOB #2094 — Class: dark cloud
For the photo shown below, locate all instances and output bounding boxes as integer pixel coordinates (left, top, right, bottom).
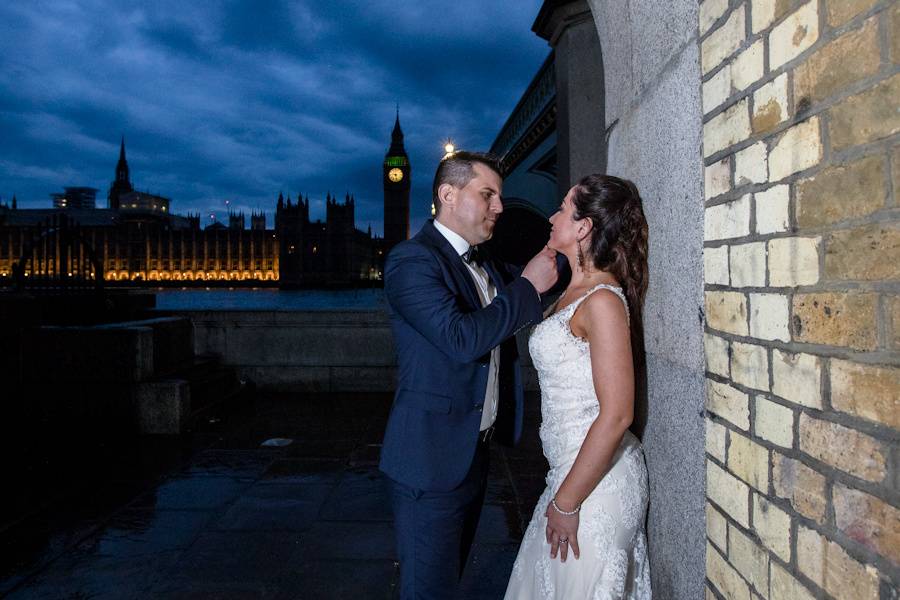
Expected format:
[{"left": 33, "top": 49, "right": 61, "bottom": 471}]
[{"left": 0, "top": 1, "right": 548, "bottom": 233}]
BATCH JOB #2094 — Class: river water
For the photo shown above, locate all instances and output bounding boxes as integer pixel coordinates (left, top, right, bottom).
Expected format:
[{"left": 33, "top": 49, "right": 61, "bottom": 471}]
[{"left": 153, "top": 287, "right": 386, "bottom": 310}]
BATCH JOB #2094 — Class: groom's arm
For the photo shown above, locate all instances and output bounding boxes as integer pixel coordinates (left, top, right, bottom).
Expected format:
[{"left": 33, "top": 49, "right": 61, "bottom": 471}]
[{"left": 385, "top": 243, "right": 542, "bottom": 363}]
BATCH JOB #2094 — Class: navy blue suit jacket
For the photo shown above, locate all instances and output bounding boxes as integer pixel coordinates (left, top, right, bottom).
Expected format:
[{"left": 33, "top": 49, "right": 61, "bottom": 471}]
[{"left": 379, "top": 220, "right": 543, "bottom": 492}]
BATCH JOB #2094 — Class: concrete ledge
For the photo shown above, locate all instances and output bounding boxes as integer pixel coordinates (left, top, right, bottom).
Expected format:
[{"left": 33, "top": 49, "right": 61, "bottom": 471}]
[
  {"left": 22, "top": 325, "right": 154, "bottom": 383},
  {"left": 175, "top": 309, "right": 542, "bottom": 393},
  {"left": 134, "top": 379, "right": 191, "bottom": 434},
  {"left": 175, "top": 309, "right": 396, "bottom": 392}
]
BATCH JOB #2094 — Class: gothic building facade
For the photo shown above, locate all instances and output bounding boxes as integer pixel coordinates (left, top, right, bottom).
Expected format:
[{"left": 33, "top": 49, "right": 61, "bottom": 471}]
[{"left": 0, "top": 116, "right": 409, "bottom": 286}]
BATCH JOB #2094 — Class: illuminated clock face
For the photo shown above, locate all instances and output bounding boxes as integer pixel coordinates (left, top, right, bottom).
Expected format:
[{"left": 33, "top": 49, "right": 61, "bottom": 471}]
[{"left": 388, "top": 168, "right": 404, "bottom": 182}]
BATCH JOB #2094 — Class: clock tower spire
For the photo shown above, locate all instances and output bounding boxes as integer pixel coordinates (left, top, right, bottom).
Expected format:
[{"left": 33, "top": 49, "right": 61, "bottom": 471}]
[{"left": 383, "top": 107, "right": 410, "bottom": 254}]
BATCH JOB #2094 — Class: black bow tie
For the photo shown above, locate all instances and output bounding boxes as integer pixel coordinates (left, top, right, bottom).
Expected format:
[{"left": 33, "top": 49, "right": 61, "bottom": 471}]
[{"left": 462, "top": 245, "right": 486, "bottom": 266}]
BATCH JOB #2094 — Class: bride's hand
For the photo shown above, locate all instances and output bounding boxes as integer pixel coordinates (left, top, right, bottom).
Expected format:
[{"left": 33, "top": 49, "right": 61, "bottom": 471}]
[{"left": 545, "top": 502, "right": 580, "bottom": 562}]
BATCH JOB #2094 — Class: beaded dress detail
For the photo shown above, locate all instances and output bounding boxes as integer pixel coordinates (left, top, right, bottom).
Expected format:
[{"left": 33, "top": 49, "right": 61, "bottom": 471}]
[{"left": 504, "top": 283, "right": 651, "bottom": 600}]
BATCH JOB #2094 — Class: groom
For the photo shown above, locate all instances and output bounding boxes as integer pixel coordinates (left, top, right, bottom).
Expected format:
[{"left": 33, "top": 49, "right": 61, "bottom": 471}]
[{"left": 380, "top": 151, "right": 558, "bottom": 599}]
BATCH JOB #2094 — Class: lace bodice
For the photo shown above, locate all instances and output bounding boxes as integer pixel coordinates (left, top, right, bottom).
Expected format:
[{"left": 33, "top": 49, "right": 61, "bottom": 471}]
[{"left": 528, "top": 283, "right": 629, "bottom": 469}]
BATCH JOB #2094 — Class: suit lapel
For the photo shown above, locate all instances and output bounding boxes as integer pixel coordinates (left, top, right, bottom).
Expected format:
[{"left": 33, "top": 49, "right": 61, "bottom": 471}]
[{"left": 419, "top": 220, "right": 482, "bottom": 309}]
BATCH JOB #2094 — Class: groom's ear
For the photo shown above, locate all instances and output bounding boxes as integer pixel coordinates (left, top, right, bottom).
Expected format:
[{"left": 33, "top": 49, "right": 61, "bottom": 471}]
[{"left": 438, "top": 183, "right": 456, "bottom": 211}]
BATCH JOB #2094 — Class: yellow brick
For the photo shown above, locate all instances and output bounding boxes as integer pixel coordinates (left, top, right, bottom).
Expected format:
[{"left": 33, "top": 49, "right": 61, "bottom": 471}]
[
  {"left": 707, "top": 416, "right": 728, "bottom": 462},
  {"left": 769, "top": 1, "right": 819, "bottom": 69},
  {"left": 796, "top": 154, "right": 885, "bottom": 228},
  {"left": 770, "top": 561, "right": 815, "bottom": 600},
  {"left": 705, "top": 332, "right": 731, "bottom": 377},
  {"left": 700, "top": 0, "right": 730, "bottom": 35},
  {"left": 707, "top": 378, "right": 751, "bottom": 430},
  {"left": 704, "top": 64, "right": 732, "bottom": 114},
  {"left": 893, "top": 294, "right": 900, "bottom": 350},
  {"left": 752, "top": 73, "right": 789, "bottom": 134},
  {"left": 703, "top": 5, "right": 747, "bottom": 73},
  {"left": 753, "top": 493, "right": 791, "bottom": 561},
  {"left": 749, "top": 293, "right": 790, "bottom": 342},
  {"left": 772, "top": 349, "right": 822, "bottom": 409},
  {"left": 752, "top": 0, "right": 793, "bottom": 33},
  {"left": 769, "top": 117, "right": 822, "bottom": 181},
  {"left": 706, "top": 195, "right": 752, "bottom": 241},
  {"left": 708, "top": 459, "right": 751, "bottom": 527},
  {"left": 833, "top": 483, "right": 900, "bottom": 566},
  {"left": 707, "top": 501, "right": 728, "bottom": 550},
  {"left": 704, "top": 99, "right": 751, "bottom": 157},
  {"left": 829, "top": 73, "right": 900, "bottom": 151},
  {"left": 734, "top": 142, "right": 767, "bottom": 187},
  {"left": 732, "top": 40, "right": 765, "bottom": 92},
  {"left": 705, "top": 156, "right": 732, "bottom": 199},
  {"left": 730, "top": 242, "right": 766, "bottom": 288},
  {"left": 730, "top": 341, "right": 769, "bottom": 391},
  {"left": 826, "top": 0, "right": 879, "bottom": 26},
  {"left": 893, "top": 2, "right": 900, "bottom": 64},
  {"left": 729, "top": 524, "right": 769, "bottom": 594},
  {"left": 768, "top": 236, "right": 820, "bottom": 286},
  {"left": 792, "top": 292, "right": 878, "bottom": 351},
  {"left": 754, "top": 184, "right": 790, "bottom": 235},
  {"left": 794, "top": 17, "right": 880, "bottom": 104},
  {"left": 705, "top": 245, "right": 730, "bottom": 285},
  {"left": 796, "top": 526, "right": 879, "bottom": 600},
  {"left": 728, "top": 431, "right": 770, "bottom": 491},
  {"left": 772, "top": 452, "right": 827, "bottom": 522},
  {"left": 799, "top": 413, "right": 886, "bottom": 482},
  {"left": 754, "top": 396, "right": 793, "bottom": 448},
  {"left": 706, "top": 291, "right": 749, "bottom": 336},
  {"left": 825, "top": 224, "right": 900, "bottom": 281},
  {"left": 707, "top": 542, "right": 752, "bottom": 600},
  {"left": 830, "top": 359, "right": 900, "bottom": 428}
]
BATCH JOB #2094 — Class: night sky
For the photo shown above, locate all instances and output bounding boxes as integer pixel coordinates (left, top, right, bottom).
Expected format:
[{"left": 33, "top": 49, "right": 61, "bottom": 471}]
[{"left": 0, "top": 1, "right": 548, "bottom": 235}]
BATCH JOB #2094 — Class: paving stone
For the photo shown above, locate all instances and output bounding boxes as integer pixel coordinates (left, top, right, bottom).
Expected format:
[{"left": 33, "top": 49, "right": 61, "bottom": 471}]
[
  {"left": 277, "top": 559, "right": 397, "bottom": 600},
  {"left": 78, "top": 509, "right": 214, "bottom": 558},
  {"left": 298, "top": 521, "right": 397, "bottom": 561},
  {"left": 260, "top": 458, "right": 345, "bottom": 485},
  {"left": 319, "top": 467, "right": 393, "bottom": 522},
  {"left": 213, "top": 484, "right": 332, "bottom": 532},
  {"left": 132, "top": 475, "right": 253, "bottom": 510}
]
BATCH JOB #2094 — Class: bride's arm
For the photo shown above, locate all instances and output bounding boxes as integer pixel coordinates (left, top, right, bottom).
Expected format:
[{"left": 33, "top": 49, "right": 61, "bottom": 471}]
[{"left": 552, "top": 289, "right": 634, "bottom": 511}]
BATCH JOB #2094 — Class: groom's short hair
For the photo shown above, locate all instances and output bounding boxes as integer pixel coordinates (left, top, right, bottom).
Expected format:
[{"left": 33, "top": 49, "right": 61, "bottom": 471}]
[{"left": 432, "top": 151, "right": 501, "bottom": 216}]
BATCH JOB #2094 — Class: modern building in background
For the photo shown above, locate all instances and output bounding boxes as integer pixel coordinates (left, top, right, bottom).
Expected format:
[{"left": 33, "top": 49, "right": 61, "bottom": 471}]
[{"left": 0, "top": 118, "right": 404, "bottom": 286}]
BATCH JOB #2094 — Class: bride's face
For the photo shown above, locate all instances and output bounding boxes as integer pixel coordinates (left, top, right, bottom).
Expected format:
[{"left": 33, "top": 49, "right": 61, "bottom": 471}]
[{"left": 547, "top": 187, "right": 586, "bottom": 253}]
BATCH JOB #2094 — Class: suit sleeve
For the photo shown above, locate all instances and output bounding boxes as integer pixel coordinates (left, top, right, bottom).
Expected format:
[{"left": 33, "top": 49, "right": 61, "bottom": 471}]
[{"left": 385, "top": 243, "right": 542, "bottom": 363}]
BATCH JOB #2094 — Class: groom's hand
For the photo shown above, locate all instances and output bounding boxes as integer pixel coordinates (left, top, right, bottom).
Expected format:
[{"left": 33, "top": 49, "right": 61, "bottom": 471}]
[{"left": 522, "top": 246, "right": 558, "bottom": 294}]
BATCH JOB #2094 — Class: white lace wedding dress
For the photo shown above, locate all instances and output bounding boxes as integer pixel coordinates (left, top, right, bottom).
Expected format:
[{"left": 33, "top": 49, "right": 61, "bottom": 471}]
[{"left": 504, "top": 283, "right": 651, "bottom": 600}]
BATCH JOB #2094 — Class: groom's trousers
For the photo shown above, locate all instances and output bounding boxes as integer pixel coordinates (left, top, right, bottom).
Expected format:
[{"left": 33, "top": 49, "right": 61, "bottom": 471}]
[{"left": 388, "top": 437, "right": 490, "bottom": 600}]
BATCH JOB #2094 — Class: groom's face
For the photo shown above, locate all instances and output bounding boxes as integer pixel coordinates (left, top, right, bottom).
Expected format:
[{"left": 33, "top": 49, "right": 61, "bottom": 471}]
[{"left": 449, "top": 163, "right": 504, "bottom": 245}]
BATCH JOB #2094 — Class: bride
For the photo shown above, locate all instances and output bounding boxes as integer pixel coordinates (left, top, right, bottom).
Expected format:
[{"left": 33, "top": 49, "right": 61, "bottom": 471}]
[{"left": 504, "top": 174, "right": 652, "bottom": 599}]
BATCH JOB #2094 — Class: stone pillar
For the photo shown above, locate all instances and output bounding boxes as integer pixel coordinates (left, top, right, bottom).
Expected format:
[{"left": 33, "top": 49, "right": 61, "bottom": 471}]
[{"left": 534, "top": 0, "right": 605, "bottom": 198}]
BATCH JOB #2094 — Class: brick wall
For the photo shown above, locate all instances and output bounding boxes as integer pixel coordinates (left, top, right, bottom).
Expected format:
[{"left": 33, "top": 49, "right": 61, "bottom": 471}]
[{"left": 699, "top": 0, "right": 899, "bottom": 598}]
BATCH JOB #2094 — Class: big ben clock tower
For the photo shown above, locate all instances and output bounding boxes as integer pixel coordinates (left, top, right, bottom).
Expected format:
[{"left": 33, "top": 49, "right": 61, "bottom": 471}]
[{"left": 383, "top": 109, "right": 410, "bottom": 253}]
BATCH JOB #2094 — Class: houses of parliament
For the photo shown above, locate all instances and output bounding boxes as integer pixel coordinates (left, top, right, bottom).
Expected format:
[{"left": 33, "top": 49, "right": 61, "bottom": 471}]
[{"left": 0, "top": 114, "right": 411, "bottom": 287}]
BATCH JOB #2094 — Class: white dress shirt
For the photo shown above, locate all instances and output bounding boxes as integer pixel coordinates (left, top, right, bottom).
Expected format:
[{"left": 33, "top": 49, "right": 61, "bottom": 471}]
[{"left": 433, "top": 219, "right": 500, "bottom": 432}]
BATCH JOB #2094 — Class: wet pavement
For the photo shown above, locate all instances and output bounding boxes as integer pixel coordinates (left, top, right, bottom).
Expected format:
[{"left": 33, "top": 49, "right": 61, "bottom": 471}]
[{"left": 1, "top": 392, "right": 549, "bottom": 599}]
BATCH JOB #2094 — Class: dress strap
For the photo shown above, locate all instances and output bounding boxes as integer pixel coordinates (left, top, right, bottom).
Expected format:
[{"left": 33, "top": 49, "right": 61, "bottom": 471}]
[{"left": 565, "top": 283, "right": 630, "bottom": 322}]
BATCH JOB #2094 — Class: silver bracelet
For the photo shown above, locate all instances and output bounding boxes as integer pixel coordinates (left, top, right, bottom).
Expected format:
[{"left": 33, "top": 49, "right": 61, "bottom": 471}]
[{"left": 550, "top": 497, "right": 581, "bottom": 516}]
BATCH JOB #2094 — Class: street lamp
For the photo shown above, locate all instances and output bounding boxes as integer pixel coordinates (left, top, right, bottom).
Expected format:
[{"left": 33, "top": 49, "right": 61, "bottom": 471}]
[{"left": 435, "top": 139, "right": 457, "bottom": 215}]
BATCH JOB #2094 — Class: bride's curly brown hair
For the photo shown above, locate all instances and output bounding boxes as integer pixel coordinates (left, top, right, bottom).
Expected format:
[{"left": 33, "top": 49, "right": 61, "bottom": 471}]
[{"left": 571, "top": 174, "right": 649, "bottom": 370}]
